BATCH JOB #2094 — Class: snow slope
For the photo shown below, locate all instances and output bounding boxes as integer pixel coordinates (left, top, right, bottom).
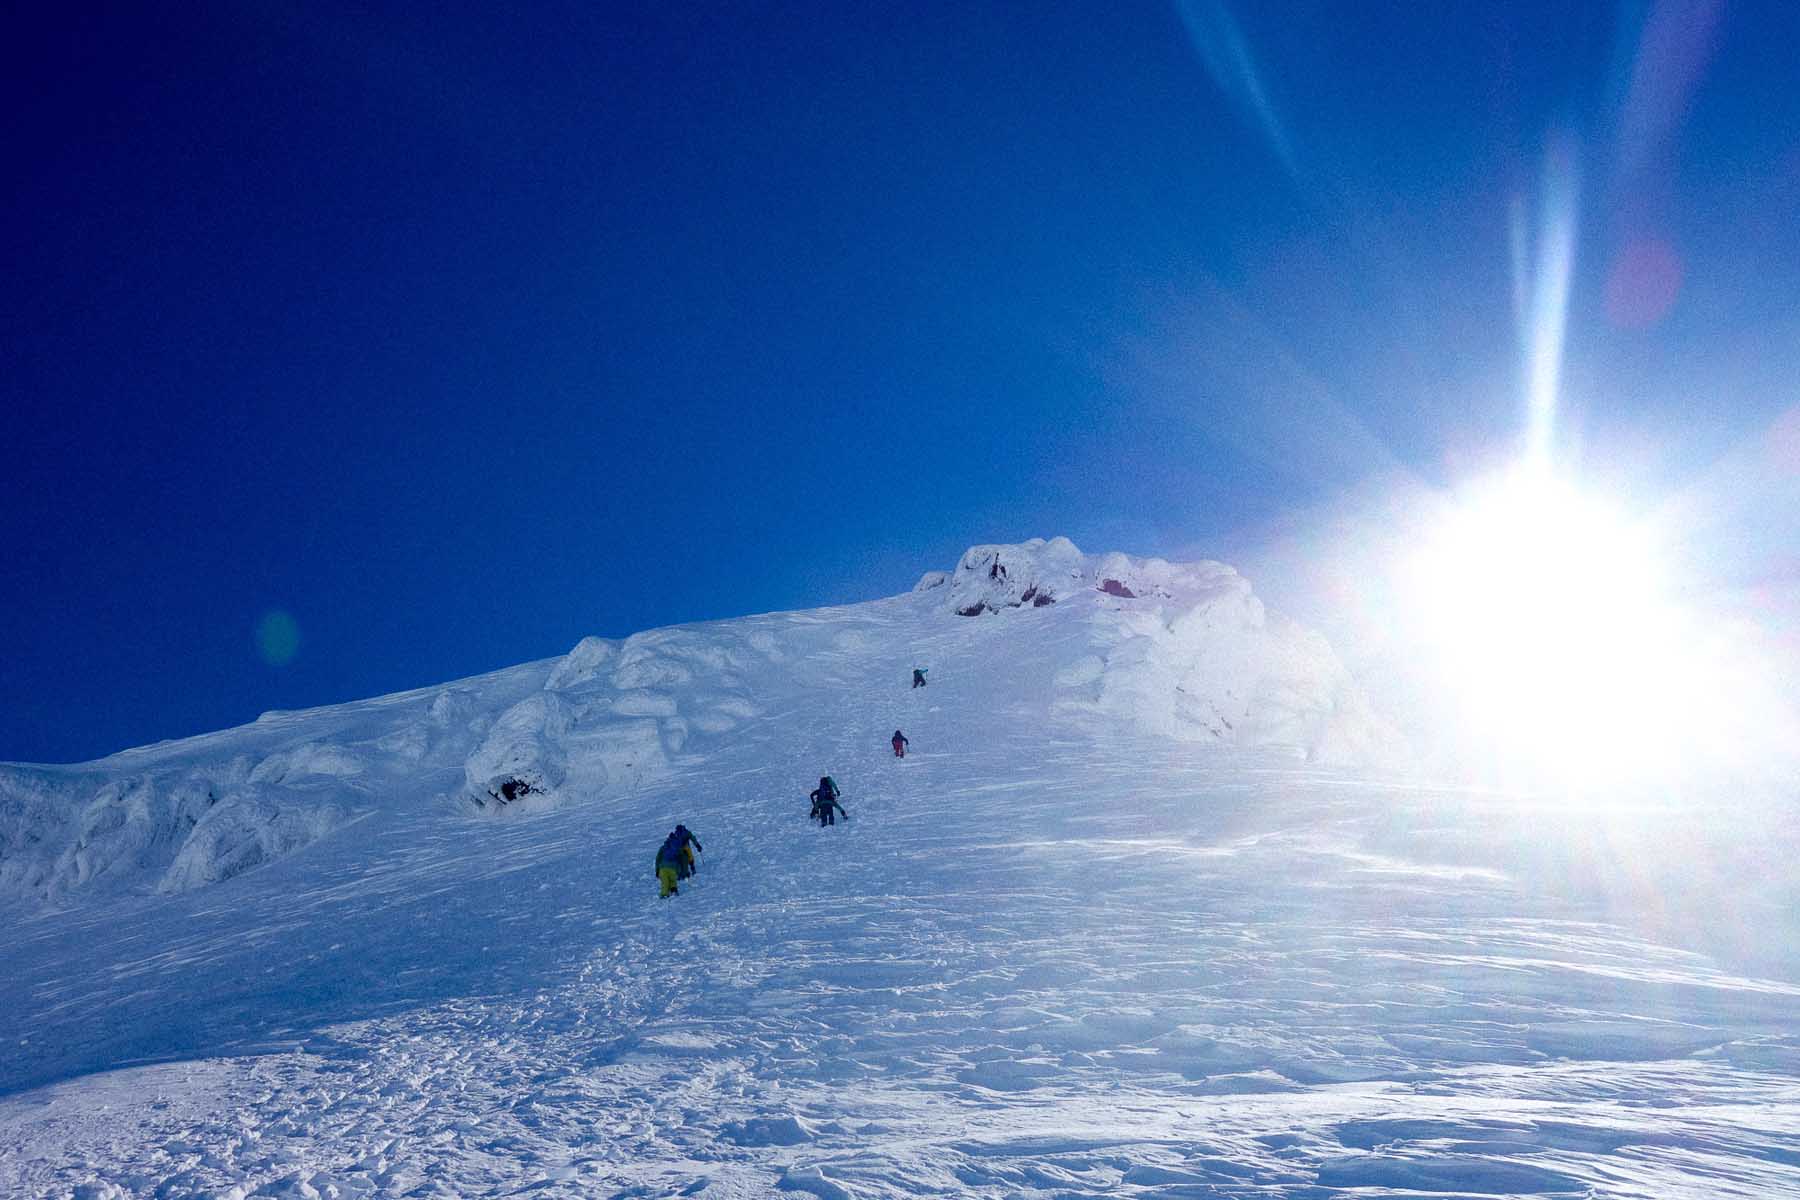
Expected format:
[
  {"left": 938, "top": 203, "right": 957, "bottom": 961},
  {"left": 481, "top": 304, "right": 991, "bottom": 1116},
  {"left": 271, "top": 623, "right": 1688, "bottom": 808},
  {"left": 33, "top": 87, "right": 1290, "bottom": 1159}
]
[
  {"left": 2, "top": 540, "right": 1797, "bottom": 1198},
  {"left": 0, "top": 540, "right": 1393, "bottom": 912}
]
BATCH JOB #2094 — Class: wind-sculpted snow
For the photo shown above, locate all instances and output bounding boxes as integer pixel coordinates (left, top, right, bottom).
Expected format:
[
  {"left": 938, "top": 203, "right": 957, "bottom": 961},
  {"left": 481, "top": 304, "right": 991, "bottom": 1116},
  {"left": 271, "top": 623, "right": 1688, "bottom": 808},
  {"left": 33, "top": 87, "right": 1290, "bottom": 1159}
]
[
  {"left": 2, "top": 738, "right": 1797, "bottom": 1197},
  {"left": 158, "top": 793, "right": 356, "bottom": 893},
  {"left": 0, "top": 666, "right": 551, "bottom": 905},
  {"left": 943, "top": 536, "right": 1086, "bottom": 614},
  {"left": 0, "top": 761, "right": 365, "bottom": 903},
  {"left": 465, "top": 691, "right": 577, "bottom": 802},
  {"left": 3, "top": 540, "right": 1796, "bottom": 1197},
  {"left": 543, "top": 634, "right": 617, "bottom": 690}
]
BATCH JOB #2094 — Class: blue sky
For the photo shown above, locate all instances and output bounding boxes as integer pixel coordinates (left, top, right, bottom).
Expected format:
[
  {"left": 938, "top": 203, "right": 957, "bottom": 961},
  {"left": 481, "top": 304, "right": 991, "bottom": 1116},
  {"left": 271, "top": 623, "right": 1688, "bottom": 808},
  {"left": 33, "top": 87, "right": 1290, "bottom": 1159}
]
[{"left": 6, "top": 2, "right": 1798, "bottom": 763}]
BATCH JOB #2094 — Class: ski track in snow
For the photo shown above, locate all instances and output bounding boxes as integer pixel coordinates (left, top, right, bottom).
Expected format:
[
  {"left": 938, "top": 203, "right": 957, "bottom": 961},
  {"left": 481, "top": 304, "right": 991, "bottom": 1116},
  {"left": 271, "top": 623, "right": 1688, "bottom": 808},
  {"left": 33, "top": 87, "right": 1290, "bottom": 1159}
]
[{"left": 4, "top": 570, "right": 1800, "bottom": 1198}]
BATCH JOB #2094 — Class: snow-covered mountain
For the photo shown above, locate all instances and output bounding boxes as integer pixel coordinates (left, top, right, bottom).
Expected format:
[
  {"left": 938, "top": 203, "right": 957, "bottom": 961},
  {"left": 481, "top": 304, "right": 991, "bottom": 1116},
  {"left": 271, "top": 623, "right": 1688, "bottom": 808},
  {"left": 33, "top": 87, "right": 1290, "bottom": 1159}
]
[
  {"left": 3, "top": 540, "right": 1796, "bottom": 1199},
  {"left": 0, "top": 539, "right": 1397, "bottom": 910}
]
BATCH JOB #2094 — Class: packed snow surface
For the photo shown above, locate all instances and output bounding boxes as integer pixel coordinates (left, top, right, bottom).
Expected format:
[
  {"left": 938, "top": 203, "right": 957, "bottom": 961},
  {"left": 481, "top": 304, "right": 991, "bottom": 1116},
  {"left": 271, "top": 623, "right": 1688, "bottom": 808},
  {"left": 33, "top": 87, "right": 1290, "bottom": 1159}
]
[{"left": 2, "top": 541, "right": 1797, "bottom": 1198}]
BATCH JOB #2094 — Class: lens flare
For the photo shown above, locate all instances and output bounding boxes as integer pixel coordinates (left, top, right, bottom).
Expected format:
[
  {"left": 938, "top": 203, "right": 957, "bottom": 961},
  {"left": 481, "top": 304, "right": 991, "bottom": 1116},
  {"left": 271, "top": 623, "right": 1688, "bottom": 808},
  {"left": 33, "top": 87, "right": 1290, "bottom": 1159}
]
[
  {"left": 1174, "top": 0, "right": 1298, "bottom": 180},
  {"left": 1515, "top": 140, "right": 1580, "bottom": 469},
  {"left": 1403, "top": 464, "right": 1729, "bottom": 790},
  {"left": 256, "top": 610, "right": 302, "bottom": 667}
]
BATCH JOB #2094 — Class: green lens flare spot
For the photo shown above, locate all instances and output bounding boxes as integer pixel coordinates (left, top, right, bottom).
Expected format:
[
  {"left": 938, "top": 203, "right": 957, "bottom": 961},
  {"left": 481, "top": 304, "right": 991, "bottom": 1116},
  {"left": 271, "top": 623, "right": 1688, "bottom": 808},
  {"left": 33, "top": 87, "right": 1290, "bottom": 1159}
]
[{"left": 256, "top": 611, "right": 301, "bottom": 666}]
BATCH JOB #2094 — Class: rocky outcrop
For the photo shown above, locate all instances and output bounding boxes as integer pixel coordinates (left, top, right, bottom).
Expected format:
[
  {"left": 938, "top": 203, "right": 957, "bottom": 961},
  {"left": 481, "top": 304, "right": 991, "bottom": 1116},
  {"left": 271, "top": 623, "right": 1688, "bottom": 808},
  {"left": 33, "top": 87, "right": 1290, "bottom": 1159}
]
[{"left": 944, "top": 538, "right": 1084, "bottom": 616}]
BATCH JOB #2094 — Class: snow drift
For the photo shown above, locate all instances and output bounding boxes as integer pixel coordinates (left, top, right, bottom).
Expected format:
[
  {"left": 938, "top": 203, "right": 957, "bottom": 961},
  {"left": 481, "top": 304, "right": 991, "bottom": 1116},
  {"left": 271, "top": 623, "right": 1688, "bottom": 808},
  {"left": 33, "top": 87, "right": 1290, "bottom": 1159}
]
[{"left": 0, "top": 539, "right": 1395, "bottom": 908}]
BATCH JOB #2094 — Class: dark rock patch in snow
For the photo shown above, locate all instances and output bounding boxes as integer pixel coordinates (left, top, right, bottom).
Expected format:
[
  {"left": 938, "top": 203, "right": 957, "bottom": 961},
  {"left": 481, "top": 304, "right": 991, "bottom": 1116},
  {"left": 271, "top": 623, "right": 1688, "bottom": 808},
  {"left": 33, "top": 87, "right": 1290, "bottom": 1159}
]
[{"left": 477, "top": 777, "right": 540, "bottom": 807}]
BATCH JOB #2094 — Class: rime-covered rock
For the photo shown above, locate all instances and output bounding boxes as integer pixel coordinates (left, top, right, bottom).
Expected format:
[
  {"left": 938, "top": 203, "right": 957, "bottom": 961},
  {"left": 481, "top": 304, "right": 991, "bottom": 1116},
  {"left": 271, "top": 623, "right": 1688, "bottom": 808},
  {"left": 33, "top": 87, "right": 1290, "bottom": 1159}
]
[{"left": 943, "top": 537, "right": 1084, "bottom": 616}]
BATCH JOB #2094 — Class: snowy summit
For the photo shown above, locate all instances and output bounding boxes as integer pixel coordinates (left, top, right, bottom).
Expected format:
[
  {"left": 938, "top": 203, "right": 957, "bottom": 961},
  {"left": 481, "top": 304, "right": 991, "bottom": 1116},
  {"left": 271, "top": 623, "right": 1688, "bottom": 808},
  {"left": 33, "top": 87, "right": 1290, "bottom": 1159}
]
[{"left": 2, "top": 540, "right": 1797, "bottom": 1198}]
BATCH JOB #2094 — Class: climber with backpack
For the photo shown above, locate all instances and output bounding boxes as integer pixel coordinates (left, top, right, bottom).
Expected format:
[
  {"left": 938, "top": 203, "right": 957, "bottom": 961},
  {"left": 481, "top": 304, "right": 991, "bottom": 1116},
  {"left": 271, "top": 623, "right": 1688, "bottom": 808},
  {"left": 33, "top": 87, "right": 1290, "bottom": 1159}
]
[
  {"left": 672, "top": 823, "right": 702, "bottom": 879},
  {"left": 809, "top": 775, "right": 847, "bottom": 826},
  {"left": 655, "top": 824, "right": 703, "bottom": 897},
  {"left": 912, "top": 667, "right": 928, "bottom": 688}
]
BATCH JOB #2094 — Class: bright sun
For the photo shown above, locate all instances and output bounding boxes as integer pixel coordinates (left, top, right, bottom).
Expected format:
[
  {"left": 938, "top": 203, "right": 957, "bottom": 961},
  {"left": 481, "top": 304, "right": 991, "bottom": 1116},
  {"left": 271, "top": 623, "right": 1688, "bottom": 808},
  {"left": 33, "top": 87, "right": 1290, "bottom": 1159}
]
[{"left": 1404, "top": 464, "right": 1724, "bottom": 788}]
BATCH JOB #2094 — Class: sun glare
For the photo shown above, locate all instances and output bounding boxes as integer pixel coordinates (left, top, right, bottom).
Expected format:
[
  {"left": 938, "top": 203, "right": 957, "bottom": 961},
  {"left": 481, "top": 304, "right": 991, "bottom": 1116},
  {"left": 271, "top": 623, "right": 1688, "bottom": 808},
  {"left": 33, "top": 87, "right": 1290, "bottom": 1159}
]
[{"left": 1405, "top": 464, "right": 1725, "bottom": 789}]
